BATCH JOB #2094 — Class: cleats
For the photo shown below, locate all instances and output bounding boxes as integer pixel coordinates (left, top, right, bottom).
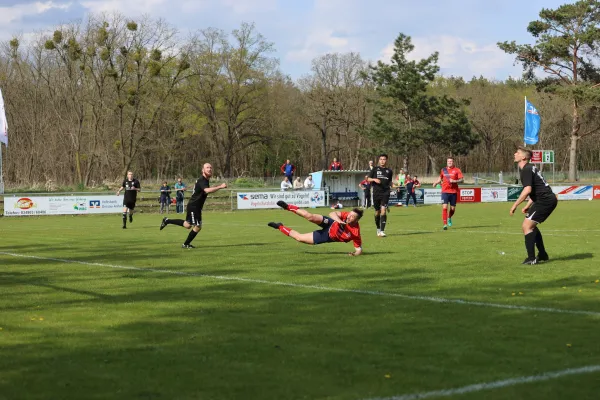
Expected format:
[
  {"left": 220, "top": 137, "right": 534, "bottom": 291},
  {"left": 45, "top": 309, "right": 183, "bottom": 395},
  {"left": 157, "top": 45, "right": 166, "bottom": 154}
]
[
  {"left": 181, "top": 244, "right": 195, "bottom": 249},
  {"left": 379, "top": 231, "right": 387, "bottom": 237},
  {"left": 122, "top": 225, "right": 126, "bottom": 229},
  {"left": 268, "top": 222, "right": 283, "bottom": 229},
  {"left": 160, "top": 217, "right": 168, "bottom": 230},
  {"left": 443, "top": 225, "right": 448, "bottom": 230},
  {"left": 522, "top": 257, "right": 538, "bottom": 265},
  {"left": 448, "top": 218, "right": 452, "bottom": 227},
  {"left": 276, "top": 201, "right": 288, "bottom": 210},
  {"left": 536, "top": 253, "right": 549, "bottom": 263}
]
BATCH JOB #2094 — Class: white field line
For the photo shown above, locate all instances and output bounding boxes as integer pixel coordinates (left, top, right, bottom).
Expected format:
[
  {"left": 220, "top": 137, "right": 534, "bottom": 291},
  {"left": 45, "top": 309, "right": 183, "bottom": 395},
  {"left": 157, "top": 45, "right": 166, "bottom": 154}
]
[
  {"left": 1, "top": 251, "right": 599, "bottom": 317},
  {"left": 364, "top": 364, "right": 600, "bottom": 400}
]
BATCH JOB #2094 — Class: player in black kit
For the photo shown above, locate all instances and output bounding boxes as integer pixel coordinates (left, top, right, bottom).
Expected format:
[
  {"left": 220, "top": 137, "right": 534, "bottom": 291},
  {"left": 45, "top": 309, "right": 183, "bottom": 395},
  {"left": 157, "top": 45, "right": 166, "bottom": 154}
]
[
  {"left": 116, "top": 171, "right": 141, "bottom": 229},
  {"left": 159, "top": 163, "right": 227, "bottom": 248},
  {"left": 510, "top": 147, "right": 558, "bottom": 265},
  {"left": 368, "top": 154, "right": 394, "bottom": 237}
]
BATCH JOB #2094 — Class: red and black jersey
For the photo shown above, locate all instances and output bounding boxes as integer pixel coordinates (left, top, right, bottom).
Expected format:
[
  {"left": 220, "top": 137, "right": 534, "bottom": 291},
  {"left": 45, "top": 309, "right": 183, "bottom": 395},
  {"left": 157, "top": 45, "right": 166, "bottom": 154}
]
[{"left": 328, "top": 212, "right": 362, "bottom": 248}]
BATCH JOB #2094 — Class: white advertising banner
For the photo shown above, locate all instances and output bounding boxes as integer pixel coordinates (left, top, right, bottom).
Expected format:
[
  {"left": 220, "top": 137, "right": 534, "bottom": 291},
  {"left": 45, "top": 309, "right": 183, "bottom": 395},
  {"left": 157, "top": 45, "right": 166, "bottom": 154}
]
[
  {"left": 4, "top": 195, "right": 124, "bottom": 216},
  {"left": 237, "top": 190, "right": 325, "bottom": 210},
  {"left": 481, "top": 187, "right": 508, "bottom": 202},
  {"left": 553, "top": 185, "right": 594, "bottom": 200},
  {"left": 423, "top": 189, "right": 442, "bottom": 204}
]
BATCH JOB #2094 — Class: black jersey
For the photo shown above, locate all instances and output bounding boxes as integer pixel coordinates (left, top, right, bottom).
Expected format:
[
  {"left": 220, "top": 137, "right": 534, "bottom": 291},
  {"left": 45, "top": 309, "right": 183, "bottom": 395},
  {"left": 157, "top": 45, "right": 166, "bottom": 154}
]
[
  {"left": 187, "top": 176, "right": 210, "bottom": 209},
  {"left": 520, "top": 163, "right": 554, "bottom": 203},
  {"left": 122, "top": 179, "right": 140, "bottom": 202},
  {"left": 369, "top": 166, "right": 394, "bottom": 196}
]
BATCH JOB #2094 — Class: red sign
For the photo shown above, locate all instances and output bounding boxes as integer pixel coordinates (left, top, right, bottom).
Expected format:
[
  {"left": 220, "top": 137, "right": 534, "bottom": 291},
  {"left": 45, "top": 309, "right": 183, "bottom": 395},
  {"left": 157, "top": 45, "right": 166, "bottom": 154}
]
[
  {"left": 594, "top": 186, "right": 600, "bottom": 200},
  {"left": 530, "top": 150, "right": 543, "bottom": 163},
  {"left": 458, "top": 188, "right": 481, "bottom": 203}
]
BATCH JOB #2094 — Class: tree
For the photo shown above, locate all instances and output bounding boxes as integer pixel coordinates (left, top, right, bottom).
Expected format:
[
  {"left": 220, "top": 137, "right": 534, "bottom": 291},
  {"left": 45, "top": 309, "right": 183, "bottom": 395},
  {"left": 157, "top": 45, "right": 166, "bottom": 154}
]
[
  {"left": 498, "top": 0, "right": 600, "bottom": 181},
  {"left": 364, "top": 34, "right": 477, "bottom": 172}
]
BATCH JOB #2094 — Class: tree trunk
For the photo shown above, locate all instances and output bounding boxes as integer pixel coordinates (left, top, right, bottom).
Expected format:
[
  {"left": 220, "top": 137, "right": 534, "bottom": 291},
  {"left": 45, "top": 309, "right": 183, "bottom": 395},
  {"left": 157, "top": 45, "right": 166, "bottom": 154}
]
[
  {"left": 428, "top": 154, "right": 438, "bottom": 175},
  {"left": 321, "top": 116, "right": 328, "bottom": 170},
  {"left": 568, "top": 100, "right": 581, "bottom": 181}
]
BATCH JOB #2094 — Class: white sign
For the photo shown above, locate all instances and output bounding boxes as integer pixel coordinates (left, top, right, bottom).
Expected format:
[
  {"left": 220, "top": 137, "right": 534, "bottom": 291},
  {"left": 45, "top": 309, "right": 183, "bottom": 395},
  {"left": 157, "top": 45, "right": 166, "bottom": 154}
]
[
  {"left": 237, "top": 190, "right": 325, "bottom": 210},
  {"left": 4, "top": 195, "right": 124, "bottom": 216},
  {"left": 423, "top": 189, "right": 442, "bottom": 204},
  {"left": 481, "top": 187, "right": 508, "bottom": 202},
  {"left": 553, "top": 185, "right": 593, "bottom": 201}
]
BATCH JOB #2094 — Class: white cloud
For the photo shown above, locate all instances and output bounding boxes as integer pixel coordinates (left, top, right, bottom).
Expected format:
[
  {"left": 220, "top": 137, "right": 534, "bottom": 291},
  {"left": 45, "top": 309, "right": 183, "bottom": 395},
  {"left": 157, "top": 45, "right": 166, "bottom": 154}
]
[
  {"left": 79, "top": 0, "right": 167, "bottom": 14},
  {"left": 219, "top": 0, "right": 276, "bottom": 14},
  {"left": 379, "top": 35, "right": 518, "bottom": 80},
  {"left": 0, "top": 1, "right": 72, "bottom": 25},
  {"left": 286, "top": 29, "right": 353, "bottom": 63}
]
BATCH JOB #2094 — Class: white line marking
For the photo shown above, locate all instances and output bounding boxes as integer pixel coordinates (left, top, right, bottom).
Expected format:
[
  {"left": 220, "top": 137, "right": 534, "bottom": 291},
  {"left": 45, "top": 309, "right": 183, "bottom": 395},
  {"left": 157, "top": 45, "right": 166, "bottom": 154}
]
[
  {"left": 364, "top": 364, "right": 600, "bottom": 400},
  {"left": 2, "top": 251, "right": 599, "bottom": 317}
]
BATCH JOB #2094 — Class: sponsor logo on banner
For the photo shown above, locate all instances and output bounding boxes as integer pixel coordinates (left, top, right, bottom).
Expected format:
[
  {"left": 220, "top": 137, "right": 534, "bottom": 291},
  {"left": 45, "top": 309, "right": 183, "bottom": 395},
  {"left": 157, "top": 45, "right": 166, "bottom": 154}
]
[
  {"left": 74, "top": 202, "right": 87, "bottom": 211},
  {"left": 555, "top": 185, "right": 593, "bottom": 200},
  {"left": 236, "top": 190, "right": 326, "bottom": 209},
  {"left": 481, "top": 187, "right": 508, "bottom": 202},
  {"left": 507, "top": 187, "right": 523, "bottom": 201},
  {"left": 16, "top": 197, "right": 35, "bottom": 210},
  {"left": 594, "top": 186, "right": 600, "bottom": 200},
  {"left": 89, "top": 200, "right": 101, "bottom": 208},
  {"left": 458, "top": 188, "right": 481, "bottom": 203}
]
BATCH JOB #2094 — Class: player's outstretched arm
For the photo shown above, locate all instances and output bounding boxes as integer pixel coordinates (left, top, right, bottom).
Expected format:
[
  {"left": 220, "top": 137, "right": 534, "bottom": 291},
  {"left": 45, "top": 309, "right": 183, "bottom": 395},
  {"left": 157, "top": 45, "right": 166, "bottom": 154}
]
[
  {"left": 204, "top": 183, "right": 228, "bottom": 194},
  {"left": 116, "top": 185, "right": 124, "bottom": 195}
]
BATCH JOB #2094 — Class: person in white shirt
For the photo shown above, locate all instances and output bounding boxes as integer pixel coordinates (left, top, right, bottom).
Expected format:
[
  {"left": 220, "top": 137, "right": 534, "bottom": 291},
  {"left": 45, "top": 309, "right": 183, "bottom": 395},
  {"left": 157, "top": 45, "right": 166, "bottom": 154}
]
[
  {"left": 281, "top": 176, "right": 293, "bottom": 191},
  {"left": 304, "top": 174, "right": 315, "bottom": 189}
]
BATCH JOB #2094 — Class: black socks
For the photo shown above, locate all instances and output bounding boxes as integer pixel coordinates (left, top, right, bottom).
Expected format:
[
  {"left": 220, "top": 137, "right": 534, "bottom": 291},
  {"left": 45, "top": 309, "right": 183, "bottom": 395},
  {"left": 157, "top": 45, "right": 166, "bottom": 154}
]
[
  {"left": 524, "top": 231, "right": 536, "bottom": 259},
  {"left": 184, "top": 230, "right": 198, "bottom": 245},
  {"left": 380, "top": 215, "right": 387, "bottom": 232},
  {"left": 122, "top": 212, "right": 127, "bottom": 227},
  {"left": 375, "top": 214, "right": 381, "bottom": 230},
  {"left": 167, "top": 219, "right": 185, "bottom": 227},
  {"left": 534, "top": 227, "right": 546, "bottom": 254}
]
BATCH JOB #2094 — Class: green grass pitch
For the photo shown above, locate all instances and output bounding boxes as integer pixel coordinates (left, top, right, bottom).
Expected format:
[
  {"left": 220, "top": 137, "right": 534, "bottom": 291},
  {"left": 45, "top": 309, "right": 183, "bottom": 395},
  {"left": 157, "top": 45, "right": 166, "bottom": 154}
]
[{"left": 1, "top": 202, "right": 599, "bottom": 400}]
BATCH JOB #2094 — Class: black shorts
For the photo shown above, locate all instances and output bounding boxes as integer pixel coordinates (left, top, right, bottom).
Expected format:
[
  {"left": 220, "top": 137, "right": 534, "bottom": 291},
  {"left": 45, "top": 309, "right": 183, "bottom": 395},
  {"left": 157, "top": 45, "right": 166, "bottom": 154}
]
[
  {"left": 373, "top": 192, "right": 390, "bottom": 209},
  {"left": 123, "top": 200, "right": 136, "bottom": 210},
  {"left": 441, "top": 193, "right": 457, "bottom": 206},
  {"left": 186, "top": 207, "right": 203, "bottom": 227},
  {"left": 526, "top": 198, "right": 557, "bottom": 224},
  {"left": 312, "top": 216, "right": 334, "bottom": 245}
]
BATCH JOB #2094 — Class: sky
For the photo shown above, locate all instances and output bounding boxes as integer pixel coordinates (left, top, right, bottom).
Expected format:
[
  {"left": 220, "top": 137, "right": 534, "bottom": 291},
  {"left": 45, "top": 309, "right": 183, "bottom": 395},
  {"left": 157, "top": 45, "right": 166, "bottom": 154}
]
[{"left": 0, "top": 0, "right": 569, "bottom": 81}]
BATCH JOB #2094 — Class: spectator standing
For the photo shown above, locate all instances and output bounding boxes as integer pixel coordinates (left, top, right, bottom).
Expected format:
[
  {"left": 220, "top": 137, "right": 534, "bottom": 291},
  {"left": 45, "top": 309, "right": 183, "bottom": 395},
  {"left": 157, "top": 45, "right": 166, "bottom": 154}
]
[
  {"left": 280, "top": 159, "right": 296, "bottom": 184},
  {"left": 159, "top": 181, "right": 172, "bottom": 214},
  {"left": 329, "top": 157, "right": 343, "bottom": 171},
  {"left": 281, "top": 176, "right": 293, "bottom": 191},
  {"left": 304, "top": 174, "right": 315, "bottom": 190},
  {"left": 174, "top": 177, "right": 186, "bottom": 213},
  {"left": 404, "top": 175, "right": 419, "bottom": 207},
  {"left": 358, "top": 175, "right": 371, "bottom": 209}
]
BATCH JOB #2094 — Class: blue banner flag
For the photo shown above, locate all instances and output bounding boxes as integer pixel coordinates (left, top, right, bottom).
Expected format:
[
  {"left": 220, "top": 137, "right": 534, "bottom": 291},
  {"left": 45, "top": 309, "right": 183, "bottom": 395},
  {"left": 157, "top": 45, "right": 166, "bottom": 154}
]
[{"left": 524, "top": 99, "right": 540, "bottom": 145}]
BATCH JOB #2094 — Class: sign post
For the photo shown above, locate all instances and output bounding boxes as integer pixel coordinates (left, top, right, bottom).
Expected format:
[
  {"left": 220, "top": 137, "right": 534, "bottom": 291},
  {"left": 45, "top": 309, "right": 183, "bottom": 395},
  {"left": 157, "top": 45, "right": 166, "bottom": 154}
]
[{"left": 530, "top": 150, "right": 555, "bottom": 183}]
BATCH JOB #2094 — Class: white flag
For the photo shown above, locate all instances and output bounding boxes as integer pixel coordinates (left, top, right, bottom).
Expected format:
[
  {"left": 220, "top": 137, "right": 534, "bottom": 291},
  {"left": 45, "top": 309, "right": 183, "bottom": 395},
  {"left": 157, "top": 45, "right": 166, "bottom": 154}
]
[{"left": 0, "top": 88, "right": 7, "bottom": 146}]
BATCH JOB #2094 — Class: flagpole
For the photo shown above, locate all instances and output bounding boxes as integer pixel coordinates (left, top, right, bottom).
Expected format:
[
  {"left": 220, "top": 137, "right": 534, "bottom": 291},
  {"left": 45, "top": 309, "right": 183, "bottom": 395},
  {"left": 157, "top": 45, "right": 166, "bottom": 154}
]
[{"left": 524, "top": 96, "right": 527, "bottom": 147}]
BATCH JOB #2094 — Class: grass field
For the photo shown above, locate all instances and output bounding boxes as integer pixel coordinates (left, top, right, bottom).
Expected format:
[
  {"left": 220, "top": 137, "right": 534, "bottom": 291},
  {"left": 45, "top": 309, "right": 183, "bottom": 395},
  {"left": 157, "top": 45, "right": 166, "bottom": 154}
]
[{"left": 1, "top": 201, "right": 600, "bottom": 400}]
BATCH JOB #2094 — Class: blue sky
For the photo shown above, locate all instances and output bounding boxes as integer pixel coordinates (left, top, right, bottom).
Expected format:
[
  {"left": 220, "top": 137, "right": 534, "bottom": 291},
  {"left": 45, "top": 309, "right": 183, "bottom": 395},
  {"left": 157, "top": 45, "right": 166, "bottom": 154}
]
[{"left": 0, "top": 0, "right": 568, "bottom": 80}]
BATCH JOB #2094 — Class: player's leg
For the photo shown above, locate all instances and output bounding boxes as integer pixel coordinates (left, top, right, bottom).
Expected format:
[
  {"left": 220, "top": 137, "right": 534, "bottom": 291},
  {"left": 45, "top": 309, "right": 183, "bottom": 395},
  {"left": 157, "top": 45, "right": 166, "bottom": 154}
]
[
  {"left": 441, "top": 194, "right": 449, "bottom": 229},
  {"left": 379, "top": 193, "right": 390, "bottom": 236},
  {"left": 161, "top": 206, "right": 194, "bottom": 230},
  {"left": 448, "top": 195, "right": 456, "bottom": 226},
  {"left": 121, "top": 205, "right": 128, "bottom": 228},
  {"left": 521, "top": 217, "right": 538, "bottom": 264},
  {"left": 528, "top": 200, "right": 556, "bottom": 263},
  {"left": 268, "top": 222, "right": 315, "bottom": 244},
  {"left": 373, "top": 197, "right": 382, "bottom": 236},
  {"left": 411, "top": 192, "right": 417, "bottom": 207}
]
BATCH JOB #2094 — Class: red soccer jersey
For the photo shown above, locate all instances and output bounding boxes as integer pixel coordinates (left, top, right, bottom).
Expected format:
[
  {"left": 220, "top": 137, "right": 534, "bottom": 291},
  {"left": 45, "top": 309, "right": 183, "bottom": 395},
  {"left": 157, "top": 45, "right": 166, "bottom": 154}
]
[
  {"left": 329, "top": 161, "right": 343, "bottom": 171},
  {"left": 328, "top": 212, "right": 362, "bottom": 248},
  {"left": 439, "top": 167, "right": 463, "bottom": 194}
]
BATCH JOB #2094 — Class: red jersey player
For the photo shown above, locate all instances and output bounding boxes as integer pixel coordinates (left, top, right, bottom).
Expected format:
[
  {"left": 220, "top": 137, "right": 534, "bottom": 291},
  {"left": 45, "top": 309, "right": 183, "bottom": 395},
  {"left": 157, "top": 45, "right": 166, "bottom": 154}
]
[
  {"left": 432, "top": 157, "right": 463, "bottom": 230},
  {"left": 268, "top": 200, "right": 363, "bottom": 256}
]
